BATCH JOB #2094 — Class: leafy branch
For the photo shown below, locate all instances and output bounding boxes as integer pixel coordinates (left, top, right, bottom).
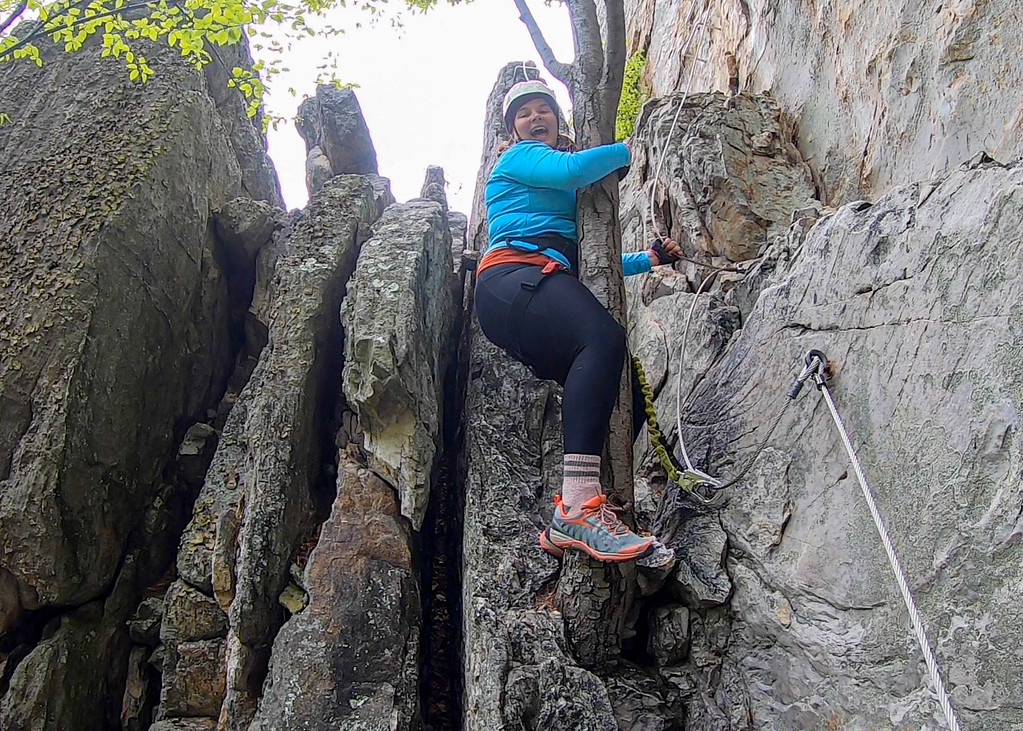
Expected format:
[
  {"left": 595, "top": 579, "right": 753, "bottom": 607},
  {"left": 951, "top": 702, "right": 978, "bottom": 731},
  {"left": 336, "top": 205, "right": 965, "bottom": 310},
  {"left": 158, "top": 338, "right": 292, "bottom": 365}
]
[
  {"left": 0, "top": 0, "right": 28, "bottom": 35},
  {"left": 0, "top": 0, "right": 460, "bottom": 124}
]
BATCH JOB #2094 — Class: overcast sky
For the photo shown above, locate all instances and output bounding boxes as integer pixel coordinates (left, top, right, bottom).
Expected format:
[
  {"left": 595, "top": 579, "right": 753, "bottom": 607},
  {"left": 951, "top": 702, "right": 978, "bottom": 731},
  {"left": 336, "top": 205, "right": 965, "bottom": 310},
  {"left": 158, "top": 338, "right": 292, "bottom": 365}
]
[{"left": 263, "top": 2, "right": 575, "bottom": 215}]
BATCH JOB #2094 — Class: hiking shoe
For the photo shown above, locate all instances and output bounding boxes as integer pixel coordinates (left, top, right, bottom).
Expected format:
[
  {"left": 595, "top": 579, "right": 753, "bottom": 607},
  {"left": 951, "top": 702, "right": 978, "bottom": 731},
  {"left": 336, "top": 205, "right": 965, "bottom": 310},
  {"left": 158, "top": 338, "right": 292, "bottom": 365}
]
[{"left": 547, "top": 494, "right": 655, "bottom": 562}]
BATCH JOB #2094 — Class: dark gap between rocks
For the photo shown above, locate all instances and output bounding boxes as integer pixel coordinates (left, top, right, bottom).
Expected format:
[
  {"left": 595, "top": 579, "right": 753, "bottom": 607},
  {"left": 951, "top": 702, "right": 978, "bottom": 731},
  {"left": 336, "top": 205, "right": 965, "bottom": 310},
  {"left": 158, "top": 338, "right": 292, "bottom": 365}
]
[
  {"left": 0, "top": 605, "right": 63, "bottom": 698},
  {"left": 419, "top": 274, "right": 472, "bottom": 731}
]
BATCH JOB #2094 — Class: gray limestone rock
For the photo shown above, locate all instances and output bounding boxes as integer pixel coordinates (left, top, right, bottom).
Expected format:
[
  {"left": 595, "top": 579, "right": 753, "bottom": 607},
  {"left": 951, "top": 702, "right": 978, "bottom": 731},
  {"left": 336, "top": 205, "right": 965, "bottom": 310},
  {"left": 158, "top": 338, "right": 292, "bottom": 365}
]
[
  {"left": 175, "top": 174, "right": 391, "bottom": 592},
  {"left": 650, "top": 605, "right": 691, "bottom": 667},
  {"left": 341, "top": 199, "right": 458, "bottom": 529},
  {"left": 665, "top": 507, "right": 731, "bottom": 608},
  {"left": 161, "top": 580, "right": 228, "bottom": 644},
  {"left": 120, "top": 645, "right": 154, "bottom": 731},
  {"left": 0, "top": 34, "right": 281, "bottom": 618},
  {"left": 448, "top": 211, "right": 469, "bottom": 275},
  {"left": 150, "top": 721, "right": 217, "bottom": 731},
  {"left": 605, "top": 668, "right": 684, "bottom": 731},
  {"left": 0, "top": 612, "right": 130, "bottom": 731},
  {"left": 213, "top": 198, "right": 283, "bottom": 268},
  {"left": 157, "top": 639, "right": 226, "bottom": 719},
  {"left": 465, "top": 604, "right": 619, "bottom": 731},
  {"left": 0, "top": 567, "right": 21, "bottom": 636},
  {"left": 420, "top": 165, "right": 449, "bottom": 210},
  {"left": 461, "top": 326, "right": 632, "bottom": 728},
  {"left": 296, "top": 86, "right": 378, "bottom": 181},
  {"left": 304, "top": 145, "right": 333, "bottom": 197},
  {"left": 620, "top": 92, "right": 817, "bottom": 264},
  {"left": 249, "top": 457, "right": 419, "bottom": 731},
  {"left": 640, "top": 156, "right": 1023, "bottom": 728},
  {"left": 175, "top": 423, "right": 219, "bottom": 491},
  {"left": 127, "top": 596, "right": 165, "bottom": 647},
  {"left": 164, "top": 174, "right": 391, "bottom": 726},
  {"left": 624, "top": 0, "right": 1023, "bottom": 203}
]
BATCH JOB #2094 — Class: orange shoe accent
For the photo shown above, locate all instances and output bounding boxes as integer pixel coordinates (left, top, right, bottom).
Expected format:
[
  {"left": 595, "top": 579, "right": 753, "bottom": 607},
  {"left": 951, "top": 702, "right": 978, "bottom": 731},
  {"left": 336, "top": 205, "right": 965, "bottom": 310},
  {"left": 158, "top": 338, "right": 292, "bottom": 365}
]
[
  {"left": 547, "top": 494, "right": 655, "bottom": 562},
  {"left": 545, "top": 533, "right": 653, "bottom": 562}
]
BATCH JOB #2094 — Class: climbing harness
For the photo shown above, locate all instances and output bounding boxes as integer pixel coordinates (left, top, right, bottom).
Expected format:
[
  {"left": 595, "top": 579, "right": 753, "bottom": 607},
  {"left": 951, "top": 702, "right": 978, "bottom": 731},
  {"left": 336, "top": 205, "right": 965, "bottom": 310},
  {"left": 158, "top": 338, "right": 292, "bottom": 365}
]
[{"left": 505, "top": 263, "right": 559, "bottom": 368}]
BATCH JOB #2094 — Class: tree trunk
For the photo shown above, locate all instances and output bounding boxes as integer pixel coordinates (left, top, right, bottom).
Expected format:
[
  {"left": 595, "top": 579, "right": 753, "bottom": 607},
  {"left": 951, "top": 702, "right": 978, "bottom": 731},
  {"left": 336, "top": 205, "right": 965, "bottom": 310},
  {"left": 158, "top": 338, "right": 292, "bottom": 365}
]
[{"left": 514, "top": 0, "right": 631, "bottom": 669}]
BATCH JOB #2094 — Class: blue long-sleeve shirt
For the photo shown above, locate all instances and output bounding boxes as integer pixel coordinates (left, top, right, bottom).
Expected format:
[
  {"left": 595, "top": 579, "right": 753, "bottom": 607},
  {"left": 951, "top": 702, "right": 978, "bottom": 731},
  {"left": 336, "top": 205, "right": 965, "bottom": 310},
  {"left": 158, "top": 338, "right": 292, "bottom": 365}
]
[{"left": 485, "top": 140, "right": 651, "bottom": 276}]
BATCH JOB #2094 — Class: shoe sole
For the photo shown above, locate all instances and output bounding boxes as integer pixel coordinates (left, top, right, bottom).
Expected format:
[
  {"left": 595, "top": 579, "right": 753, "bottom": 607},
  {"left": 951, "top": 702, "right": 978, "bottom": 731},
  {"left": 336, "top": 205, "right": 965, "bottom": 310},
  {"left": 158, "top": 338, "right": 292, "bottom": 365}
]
[{"left": 546, "top": 528, "right": 655, "bottom": 562}]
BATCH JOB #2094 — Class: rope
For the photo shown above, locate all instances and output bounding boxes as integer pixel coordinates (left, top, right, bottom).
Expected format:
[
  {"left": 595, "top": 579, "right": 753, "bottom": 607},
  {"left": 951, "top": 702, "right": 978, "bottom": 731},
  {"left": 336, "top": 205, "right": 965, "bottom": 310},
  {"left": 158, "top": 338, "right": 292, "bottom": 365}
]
[
  {"left": 645, "top": 2, "right": 711, "bottom": 245},
  {"left": 675, "top": 272, "right": 713, "bottom": 473},
  {"left": 635, "top": 270, "right": 785, "bottom": 501},
  {"left": 631, "top": 353, "right": 703, "bottom": 496},
  {"left": 809, "top": 360, "right": 963, "bottom": 731},
  {"left": 639, "top": 337, "right": 963, "bottom": 727},
  {"left": 668, "top": 272, "right": 786, "bottom": 492}
]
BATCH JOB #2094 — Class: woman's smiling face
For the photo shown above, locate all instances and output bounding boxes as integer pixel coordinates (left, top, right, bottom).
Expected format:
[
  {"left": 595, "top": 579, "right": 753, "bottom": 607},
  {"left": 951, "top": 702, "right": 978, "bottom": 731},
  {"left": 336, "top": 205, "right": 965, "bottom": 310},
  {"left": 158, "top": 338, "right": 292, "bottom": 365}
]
[{"left": 513, "top": 97, "right": 559, "bottom": 146}]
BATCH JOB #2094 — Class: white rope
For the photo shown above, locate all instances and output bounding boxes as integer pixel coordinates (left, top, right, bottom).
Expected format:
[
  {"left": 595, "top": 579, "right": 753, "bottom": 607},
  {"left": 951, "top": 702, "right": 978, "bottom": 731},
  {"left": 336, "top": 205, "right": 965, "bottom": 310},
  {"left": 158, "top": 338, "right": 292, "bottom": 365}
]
[
  {"left": 638, "top": 1, "right": 727, "bottom": 490},
  {"left": 642, "top": 2, "right": 711, "bottom": 247},
  {"left": 816, "top": 377, "right": 963, "bottom": 731},
  {"left": 675, "top": 272, "right": 713, "bottom": 473}
]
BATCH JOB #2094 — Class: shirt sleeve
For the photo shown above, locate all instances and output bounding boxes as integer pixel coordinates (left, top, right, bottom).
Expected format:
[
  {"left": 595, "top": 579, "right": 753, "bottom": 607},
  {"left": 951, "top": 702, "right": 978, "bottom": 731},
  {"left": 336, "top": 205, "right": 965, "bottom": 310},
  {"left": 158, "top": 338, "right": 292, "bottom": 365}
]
[
  {"left": 622, "top": 251, "right": 653, "bottom": 277},
  {"left": 500, "top": 141, "right": 630, "bottom": 191}
]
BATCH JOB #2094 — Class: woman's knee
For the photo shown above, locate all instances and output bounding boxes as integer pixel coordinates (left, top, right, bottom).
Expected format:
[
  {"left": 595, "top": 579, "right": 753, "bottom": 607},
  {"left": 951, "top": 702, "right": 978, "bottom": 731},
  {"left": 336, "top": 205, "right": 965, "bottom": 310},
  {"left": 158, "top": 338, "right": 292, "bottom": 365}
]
[
  {"left": 606, "top": 320, "right": 627, "bottom": 371},
  {"left": 584, "top": 317, "right": 626, "bottom": 371}
]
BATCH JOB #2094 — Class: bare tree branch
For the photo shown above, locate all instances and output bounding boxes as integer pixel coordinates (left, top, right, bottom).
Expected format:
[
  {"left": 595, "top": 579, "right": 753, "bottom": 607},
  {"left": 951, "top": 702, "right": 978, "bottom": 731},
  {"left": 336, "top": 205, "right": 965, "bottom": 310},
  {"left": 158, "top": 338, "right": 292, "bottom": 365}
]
[
  {"left": 566, "top": 0, "right": 602, "bottom": 87},
  {"left": 0, "top": 0, "right": 29, "bottom": 36},
  {"left": 601, "top": 0, "right": 626, "bottom": 125},
  {"left": 512, "top": 0, "right": 571, "bottom": 84}
]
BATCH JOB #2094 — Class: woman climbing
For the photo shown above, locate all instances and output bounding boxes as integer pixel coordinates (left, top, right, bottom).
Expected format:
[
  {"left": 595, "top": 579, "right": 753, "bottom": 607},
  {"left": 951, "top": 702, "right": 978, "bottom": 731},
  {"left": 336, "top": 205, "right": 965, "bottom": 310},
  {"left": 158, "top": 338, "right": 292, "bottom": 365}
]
[{"left": 475, "top": 78, "right": 682, "bottom": 562}]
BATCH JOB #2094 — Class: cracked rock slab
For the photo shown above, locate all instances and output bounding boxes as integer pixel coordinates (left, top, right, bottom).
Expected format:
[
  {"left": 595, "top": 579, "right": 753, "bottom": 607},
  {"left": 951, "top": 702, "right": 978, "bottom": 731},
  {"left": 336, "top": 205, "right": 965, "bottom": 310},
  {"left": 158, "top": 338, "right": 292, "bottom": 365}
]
[{"left": 341, "top": 199, "right": 458, "bottom": 529}]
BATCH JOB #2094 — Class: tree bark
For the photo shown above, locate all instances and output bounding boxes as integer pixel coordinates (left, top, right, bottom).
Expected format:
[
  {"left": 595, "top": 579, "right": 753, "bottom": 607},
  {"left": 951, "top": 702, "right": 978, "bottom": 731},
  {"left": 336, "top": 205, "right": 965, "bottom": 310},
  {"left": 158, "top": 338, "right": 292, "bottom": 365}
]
[{"left": 514, "top": 0, "right": 632, "bottom": 670}]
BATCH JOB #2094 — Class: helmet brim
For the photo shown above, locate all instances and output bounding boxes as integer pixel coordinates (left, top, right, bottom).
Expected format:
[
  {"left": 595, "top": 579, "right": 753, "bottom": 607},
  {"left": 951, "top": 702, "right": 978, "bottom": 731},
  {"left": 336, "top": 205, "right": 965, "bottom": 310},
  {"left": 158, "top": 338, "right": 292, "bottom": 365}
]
[{"left": 503, "top": 92, "right": 560, "bottom": 133}]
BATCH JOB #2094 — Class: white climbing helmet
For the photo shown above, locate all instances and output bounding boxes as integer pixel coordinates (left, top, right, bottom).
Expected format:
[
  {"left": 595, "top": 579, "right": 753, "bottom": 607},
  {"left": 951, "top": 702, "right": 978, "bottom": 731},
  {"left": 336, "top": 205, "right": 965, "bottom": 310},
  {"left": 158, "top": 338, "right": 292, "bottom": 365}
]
[{"left": 502, "top": 79, "right": 560, "bottom": 133}]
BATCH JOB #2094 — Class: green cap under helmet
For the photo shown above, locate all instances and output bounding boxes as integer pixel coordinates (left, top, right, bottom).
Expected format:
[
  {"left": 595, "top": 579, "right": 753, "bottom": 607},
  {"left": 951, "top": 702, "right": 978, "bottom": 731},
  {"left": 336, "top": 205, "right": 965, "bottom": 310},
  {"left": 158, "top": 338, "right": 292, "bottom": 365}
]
[{"left": 502, "top": 79, "right": 560, "bottom": 133}]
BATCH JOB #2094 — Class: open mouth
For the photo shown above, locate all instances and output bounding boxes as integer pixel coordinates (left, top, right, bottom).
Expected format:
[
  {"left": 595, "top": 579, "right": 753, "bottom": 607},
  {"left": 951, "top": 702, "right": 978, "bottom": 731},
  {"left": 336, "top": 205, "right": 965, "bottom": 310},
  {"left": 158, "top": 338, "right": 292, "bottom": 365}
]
[{"left": 530, "top": 126, "right": 549, "bottom": 138}]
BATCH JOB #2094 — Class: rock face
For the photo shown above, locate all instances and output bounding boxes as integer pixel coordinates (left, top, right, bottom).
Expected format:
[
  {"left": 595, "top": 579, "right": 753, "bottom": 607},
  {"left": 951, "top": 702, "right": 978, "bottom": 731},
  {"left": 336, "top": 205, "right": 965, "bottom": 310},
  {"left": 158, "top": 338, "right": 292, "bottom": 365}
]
[
  {"left": 0, "top": 607, "right": 131, "bottom": 730},
  {"left": 624, "top": 120, "right": 1023, "bottom": 727},
  {"left": 341, "top": 197, "right": 458, "bottom": 529},
  {"left": 160, "top": 173, "right": 392, "bottom": 728},
  {"left": 624, "top": 0, "right": 1023, "bottom": 203},
  {"left": 621, "top": 92, "right": 818, "bottom": 264},
  {"left": 297, "top": 85, "right": 379, "bottom": 195},
  {"left": 0, "top": 37, "right": 278, "bottom": 614},
  {"left": 679, "top": 155, "right": 1023, "bottom": 730},
  {"left": 0, "top": 32, "right": 280, "bottom": 731},
  {"left": 5, "top": 7, "right": 1022, "bottom": 731},
  {"left": 249, "top": 457, "right": 420, "bottom": 731}
]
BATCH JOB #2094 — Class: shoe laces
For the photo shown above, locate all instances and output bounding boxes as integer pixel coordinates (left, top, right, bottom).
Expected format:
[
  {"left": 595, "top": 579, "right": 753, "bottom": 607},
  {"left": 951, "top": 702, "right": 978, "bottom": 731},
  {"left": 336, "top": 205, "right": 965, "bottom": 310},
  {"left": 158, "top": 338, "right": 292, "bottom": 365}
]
[{"left": 586, "top": 494, "right": 628, "bottom": 536}]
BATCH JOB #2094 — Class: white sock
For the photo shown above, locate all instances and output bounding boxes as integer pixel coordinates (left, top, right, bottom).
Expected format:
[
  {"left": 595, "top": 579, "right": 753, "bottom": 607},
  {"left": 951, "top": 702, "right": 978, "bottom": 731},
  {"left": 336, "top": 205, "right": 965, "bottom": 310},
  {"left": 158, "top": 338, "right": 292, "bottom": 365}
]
[{"left": 561, "top": 453, "right": 601, "bottom": 512}]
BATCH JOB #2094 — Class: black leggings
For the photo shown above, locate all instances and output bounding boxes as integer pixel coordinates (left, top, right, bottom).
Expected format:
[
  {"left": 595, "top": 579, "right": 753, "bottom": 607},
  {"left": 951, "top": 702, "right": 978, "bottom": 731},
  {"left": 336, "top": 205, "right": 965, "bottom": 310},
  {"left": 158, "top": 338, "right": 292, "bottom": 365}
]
[{"left": 475, "top": 263, "right": 646, "bottom": 455}]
